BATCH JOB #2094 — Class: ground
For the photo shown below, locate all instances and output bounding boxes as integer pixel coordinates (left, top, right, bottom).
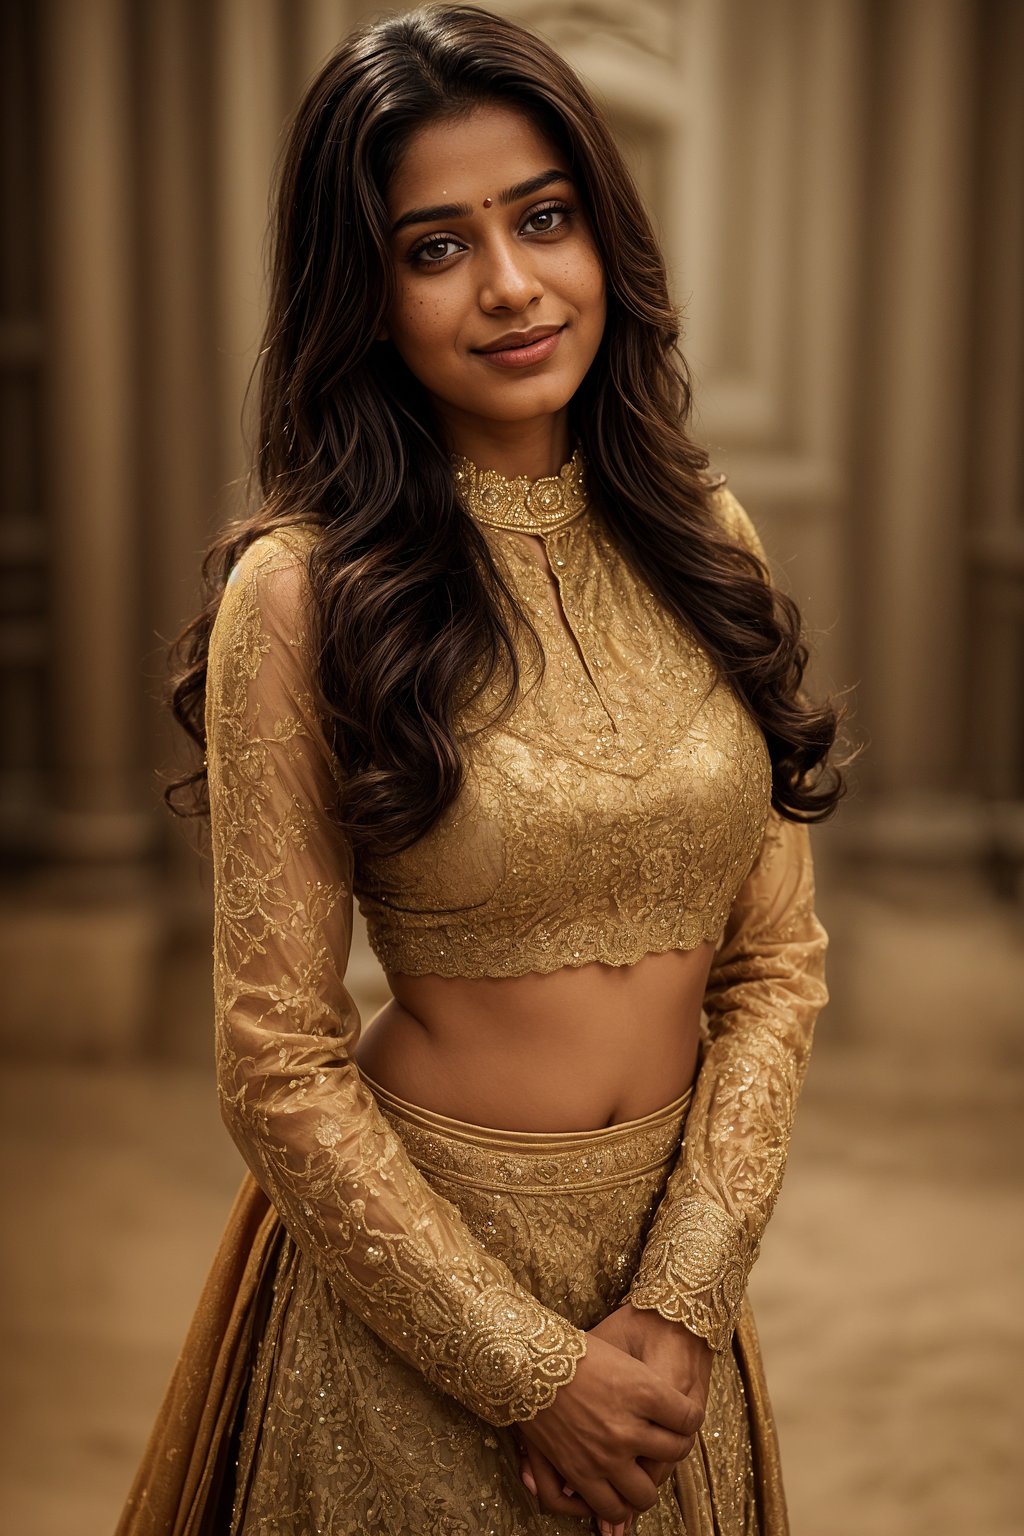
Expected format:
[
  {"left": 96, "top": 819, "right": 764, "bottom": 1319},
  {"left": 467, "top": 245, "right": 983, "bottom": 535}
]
[{"left": 0, "top": 871, "right": 1021, "bottom": 1534}]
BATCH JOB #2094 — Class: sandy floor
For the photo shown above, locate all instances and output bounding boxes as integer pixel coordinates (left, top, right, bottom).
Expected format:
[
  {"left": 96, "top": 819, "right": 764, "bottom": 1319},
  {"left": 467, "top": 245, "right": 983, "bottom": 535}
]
[{"left": 1, "top": 874, "right": 1021, "bottom": 1534}]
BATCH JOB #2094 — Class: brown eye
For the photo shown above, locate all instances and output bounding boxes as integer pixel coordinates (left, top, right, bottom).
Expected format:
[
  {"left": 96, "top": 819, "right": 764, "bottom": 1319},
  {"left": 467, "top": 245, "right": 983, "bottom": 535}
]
[
  {"left": 521, "top": 203, "right": 571, "bottom": 236},
  {"left": 410, "top": 235, "right": 464, "bottom": 267}
]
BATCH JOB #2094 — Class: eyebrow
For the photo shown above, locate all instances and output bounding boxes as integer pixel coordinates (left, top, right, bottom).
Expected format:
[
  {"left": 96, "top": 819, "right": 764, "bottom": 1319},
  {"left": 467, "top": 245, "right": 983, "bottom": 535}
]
[{"left": 390, "top": 168, "right": 573, "bottom": 236}]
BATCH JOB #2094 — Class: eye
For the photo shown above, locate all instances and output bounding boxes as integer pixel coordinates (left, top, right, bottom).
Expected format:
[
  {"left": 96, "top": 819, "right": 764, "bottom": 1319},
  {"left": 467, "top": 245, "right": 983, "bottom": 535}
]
[
  {"left": 409, "top": 234, "right": 466, "bottom": 268},
  {"left": 521, "top": 201, "right": 573, "bottom": 235}
]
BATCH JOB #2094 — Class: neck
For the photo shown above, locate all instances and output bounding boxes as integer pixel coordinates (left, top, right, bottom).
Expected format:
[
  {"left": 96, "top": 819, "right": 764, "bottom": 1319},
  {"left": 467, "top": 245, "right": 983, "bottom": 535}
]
[
  {"left": 438, "top": 408, "right": 572, "bottom": 480},
  {"left": 452, "top": 445, "right": 588, "bottom": 534}
]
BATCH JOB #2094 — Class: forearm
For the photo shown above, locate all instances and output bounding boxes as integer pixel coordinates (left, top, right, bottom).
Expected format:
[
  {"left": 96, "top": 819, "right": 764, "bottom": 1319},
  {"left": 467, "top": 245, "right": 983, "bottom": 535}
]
[{"left": 626, "top": 814, "right": 828, "bottom": 1349}]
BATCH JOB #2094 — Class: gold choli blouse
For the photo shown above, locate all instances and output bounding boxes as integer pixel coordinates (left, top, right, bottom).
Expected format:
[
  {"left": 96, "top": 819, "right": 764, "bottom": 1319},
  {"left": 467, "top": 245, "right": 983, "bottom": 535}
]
[
  {"left": 356, "top": 452, "right": 773, "bottom": 976},
  {"left": 206, "top": 453, "right": 829, "bottom": 1430}
]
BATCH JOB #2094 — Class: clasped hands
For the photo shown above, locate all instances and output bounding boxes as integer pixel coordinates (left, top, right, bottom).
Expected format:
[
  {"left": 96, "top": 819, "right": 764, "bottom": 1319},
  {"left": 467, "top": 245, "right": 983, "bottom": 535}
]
[{"left": 513, "top": 1301, "right": 713, "bottom": 1534}]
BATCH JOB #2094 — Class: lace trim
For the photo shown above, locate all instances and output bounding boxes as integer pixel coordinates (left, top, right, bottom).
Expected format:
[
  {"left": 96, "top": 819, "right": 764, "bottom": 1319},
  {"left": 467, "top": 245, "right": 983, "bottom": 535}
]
[
  {"left": 364, "top": 912, "right": 732, "bottom": 980},
  {"left": 625, "top": 813, "right": 829, "bottom": 1351},
  {"left": 626, "top": 1196, "right": 755, "bottom": 1352}
]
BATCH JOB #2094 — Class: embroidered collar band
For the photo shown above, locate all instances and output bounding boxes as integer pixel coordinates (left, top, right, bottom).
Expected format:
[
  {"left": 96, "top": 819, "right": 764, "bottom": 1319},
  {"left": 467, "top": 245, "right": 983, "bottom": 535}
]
[{"left": 452, "top": 448, "right": 588, "bottom": 534}]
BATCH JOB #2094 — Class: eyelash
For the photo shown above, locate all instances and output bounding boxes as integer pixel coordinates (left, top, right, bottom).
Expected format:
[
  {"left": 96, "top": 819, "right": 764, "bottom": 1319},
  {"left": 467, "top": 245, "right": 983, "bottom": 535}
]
[{"left": 407, "top": 200, "right": 575, "bottom": 269}]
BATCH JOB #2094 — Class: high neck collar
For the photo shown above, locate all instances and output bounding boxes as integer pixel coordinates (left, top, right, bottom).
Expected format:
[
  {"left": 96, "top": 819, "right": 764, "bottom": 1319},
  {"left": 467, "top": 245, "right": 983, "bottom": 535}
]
[{"left": 451, "top": 447, "right": 588, "bottom": 534}]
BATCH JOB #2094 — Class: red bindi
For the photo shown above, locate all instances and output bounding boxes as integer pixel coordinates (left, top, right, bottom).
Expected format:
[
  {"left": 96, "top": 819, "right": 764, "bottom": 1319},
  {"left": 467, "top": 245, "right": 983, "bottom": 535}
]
[{"left": 482, "top": 197, "right": 493, "bottom": 208}]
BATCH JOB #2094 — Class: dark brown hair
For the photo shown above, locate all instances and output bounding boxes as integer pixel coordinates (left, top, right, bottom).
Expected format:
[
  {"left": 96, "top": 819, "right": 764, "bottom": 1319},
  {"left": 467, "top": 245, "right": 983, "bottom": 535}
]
[{"left": 166, "top": 2, "right": 848, "bottom": 857}]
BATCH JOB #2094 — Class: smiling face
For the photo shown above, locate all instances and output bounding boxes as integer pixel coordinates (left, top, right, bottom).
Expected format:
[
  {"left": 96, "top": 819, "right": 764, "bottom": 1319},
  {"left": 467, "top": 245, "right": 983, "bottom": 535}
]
[{"left": 383, "top": 101, "right": 607, "bottom": 469}]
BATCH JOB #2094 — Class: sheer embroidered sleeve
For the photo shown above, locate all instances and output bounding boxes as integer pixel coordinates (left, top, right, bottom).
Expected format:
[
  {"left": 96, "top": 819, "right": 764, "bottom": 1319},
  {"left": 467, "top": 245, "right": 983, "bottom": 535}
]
[
  {"left": 625, "top": 489, "right": 829, "bottom": 1350},
  {"left": 626, "top": 811, "right": 828, "bottom": 1349},
  {"left": 205, "top": 530, "right": 587, "bottom": 1426}
]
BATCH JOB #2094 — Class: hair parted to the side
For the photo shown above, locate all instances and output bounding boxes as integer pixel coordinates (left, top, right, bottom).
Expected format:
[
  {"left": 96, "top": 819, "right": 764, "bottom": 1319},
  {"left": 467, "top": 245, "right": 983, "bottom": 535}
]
[{"left": 165, "top": 1, "right": 851, "bottom": 858}]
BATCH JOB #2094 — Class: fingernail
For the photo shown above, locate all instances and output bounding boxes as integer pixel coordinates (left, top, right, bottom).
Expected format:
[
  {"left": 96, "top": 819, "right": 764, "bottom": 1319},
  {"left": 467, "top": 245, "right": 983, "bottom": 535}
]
[
  {"left": 562, "top": 1483, "right": 575, "bottom": 1497},
  {"left": 521, "top": 1467, "right": 537, "bottom": 1495}
]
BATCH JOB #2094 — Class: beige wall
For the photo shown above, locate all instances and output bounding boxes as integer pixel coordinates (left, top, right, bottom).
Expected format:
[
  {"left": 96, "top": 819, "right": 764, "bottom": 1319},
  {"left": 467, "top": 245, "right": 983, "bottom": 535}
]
[{"left": 1, "top": 0, "right": 1021, "bottom": 1054}]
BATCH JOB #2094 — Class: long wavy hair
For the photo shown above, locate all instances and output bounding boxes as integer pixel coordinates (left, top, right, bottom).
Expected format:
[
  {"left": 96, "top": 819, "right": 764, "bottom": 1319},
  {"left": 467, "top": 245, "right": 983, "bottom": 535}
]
[{"left": 166, "top": 2, "right": 849, "bottom": 858}]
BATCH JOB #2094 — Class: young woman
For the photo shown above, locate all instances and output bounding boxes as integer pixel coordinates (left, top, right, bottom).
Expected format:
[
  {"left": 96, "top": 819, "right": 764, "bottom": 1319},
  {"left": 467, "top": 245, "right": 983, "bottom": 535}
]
[{"left": 118, "top": 6, "right": 845, "bottom": 1533}]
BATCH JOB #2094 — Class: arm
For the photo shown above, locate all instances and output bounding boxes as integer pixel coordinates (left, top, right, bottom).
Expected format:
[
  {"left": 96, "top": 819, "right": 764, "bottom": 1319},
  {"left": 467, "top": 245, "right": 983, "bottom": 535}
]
[
  {"left": 206, "top": 531, "right": 586, "bottom": 1426},
  {"left": 624, "top": 489, "right": 830, "bottom": 1351},
  {"left": 625, "top": 811, "right": 827, "bottom": 1350}
]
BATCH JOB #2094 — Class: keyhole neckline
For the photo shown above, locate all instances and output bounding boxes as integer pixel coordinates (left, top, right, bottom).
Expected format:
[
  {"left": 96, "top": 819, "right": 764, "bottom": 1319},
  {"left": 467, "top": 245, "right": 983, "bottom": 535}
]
[{"left": 451, "top": 447, "right": 589, "bottom": 534}]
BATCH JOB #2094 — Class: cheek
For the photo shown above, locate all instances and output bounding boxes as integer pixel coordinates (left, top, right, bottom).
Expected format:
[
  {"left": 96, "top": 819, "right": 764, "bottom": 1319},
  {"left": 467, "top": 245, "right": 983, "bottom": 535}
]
[
  {"left": 388, "top": 281, "right": 460, "bottom": 362},
  {"left": 579, "top": 249, "right": 606, "bottom": 315},
  {"left": 552, "top": 241, "right": 605, "bottom": 322},
  {"left": 566, "top": 251, "right": 606, "bottom": 347}
]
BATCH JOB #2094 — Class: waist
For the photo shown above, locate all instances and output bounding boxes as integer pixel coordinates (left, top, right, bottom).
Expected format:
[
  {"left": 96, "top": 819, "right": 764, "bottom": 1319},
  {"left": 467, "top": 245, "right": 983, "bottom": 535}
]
[
  {"left": 360, "top": 1062, "right": 694, "bottom": 1192},
  {"left": 356, "top": 948, "right": 711, "bottom": 1132}
]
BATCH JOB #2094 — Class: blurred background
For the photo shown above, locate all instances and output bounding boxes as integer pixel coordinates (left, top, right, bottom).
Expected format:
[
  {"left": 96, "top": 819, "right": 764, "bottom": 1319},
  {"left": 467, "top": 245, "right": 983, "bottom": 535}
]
[{"left": 1, "top": 0, "right": 1021, "bottom": 1532}]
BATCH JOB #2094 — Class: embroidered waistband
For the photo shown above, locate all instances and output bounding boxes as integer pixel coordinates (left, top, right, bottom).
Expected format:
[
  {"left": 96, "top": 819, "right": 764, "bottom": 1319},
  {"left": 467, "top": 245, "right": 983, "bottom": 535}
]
[{"left": 360, "top": 1066, "right": 693, "bottom": 1193}]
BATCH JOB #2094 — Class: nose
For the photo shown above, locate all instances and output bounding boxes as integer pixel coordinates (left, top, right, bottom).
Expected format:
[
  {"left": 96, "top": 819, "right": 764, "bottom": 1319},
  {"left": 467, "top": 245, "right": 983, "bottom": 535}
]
[{"left": 477, "top": 236, "right": 543, "bottom": 314}]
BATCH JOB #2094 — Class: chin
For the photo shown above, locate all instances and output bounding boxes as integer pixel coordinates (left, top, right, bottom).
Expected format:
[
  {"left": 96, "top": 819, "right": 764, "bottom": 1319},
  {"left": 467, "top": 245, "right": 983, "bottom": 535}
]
[{"left": 472, "top": 373, "right": 587, "bottom": 424}]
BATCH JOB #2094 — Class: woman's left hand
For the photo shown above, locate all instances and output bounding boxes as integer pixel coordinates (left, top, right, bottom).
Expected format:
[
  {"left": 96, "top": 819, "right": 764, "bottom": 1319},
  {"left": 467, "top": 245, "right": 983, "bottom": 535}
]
[{"left": 515, "top": 1302, "right": 713, "bottom": 1534}]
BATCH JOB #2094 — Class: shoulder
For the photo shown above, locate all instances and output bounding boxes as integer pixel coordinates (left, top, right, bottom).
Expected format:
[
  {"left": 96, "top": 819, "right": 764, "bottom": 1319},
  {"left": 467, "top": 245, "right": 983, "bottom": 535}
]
[
  {"left": 705, "top": 479, "right": 770, "bottom": 567},
  {"left": 220, "top": 524, "right": 321, "bottom": 634},
  {"left": 212, "top": 524, "right": 322, "bottom": 676},
  {"left": 225, "top": 523, "right": 318, "bottom": 606}
]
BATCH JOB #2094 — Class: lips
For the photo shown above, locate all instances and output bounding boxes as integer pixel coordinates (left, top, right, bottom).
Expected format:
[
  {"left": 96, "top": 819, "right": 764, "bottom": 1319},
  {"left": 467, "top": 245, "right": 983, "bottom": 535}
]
[
  {"left": 475, "top": 324, "right": 564, "bottom": 354},
  {"left": 473, "top": 325, "right": 566, "bottom": 370}
]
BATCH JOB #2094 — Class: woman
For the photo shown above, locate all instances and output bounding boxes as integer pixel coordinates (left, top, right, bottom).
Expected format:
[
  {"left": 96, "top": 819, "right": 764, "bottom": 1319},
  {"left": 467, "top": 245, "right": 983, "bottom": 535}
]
[{"left": 118, "top": 5, "right": 845, "bottom": 1533}]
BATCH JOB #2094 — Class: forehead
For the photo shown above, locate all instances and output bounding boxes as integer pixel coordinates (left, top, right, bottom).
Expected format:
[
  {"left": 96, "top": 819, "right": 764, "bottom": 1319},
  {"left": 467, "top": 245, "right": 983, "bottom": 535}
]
[{"left": 387, "top": 102, "right": 566, "bottom": 215}]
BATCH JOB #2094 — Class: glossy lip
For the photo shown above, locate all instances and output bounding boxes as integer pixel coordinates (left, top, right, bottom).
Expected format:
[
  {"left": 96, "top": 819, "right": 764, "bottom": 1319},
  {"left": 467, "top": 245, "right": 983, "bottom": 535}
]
[
  {"left": 473, "top": 324, "right": 566, "bottom": 369},
  {"left": 476, "top": 323, "right": 563, "bottom": 353}
]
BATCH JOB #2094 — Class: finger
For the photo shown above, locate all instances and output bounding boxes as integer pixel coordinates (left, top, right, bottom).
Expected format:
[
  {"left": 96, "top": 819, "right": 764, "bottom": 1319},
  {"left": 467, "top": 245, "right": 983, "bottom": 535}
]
[
  {"left": 643, "top": 1378, "right": 705, "bottom": 1438},
  {"left": 634, "top": 1423, "right": 695, "bottom": 1464},
  {"left": 638, "top": 1456, "right": 674, "bottom": 1489},
  {"left": 581, "top": 1477, "right": 637, "bottom": 1524},
  {"left": 513, "top": 1437, "right": 538, "bottom": 1499},
  {"left": 611, "top": 1459, "right": 661, "bottom": 1516},
  {"left": 528, "top": 1443, "right": 592, "bottom": 1519}
]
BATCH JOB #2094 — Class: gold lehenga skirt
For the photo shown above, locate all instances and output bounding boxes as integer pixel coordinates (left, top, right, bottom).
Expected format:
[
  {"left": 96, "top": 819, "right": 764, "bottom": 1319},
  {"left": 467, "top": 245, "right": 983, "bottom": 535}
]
[{"left": 117, "top": 1074, "right": 788, "bottom": 1535}]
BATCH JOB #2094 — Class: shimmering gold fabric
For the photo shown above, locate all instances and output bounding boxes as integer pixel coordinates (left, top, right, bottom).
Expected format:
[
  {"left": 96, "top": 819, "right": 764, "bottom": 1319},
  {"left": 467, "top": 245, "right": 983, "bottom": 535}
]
[
  {"left": 118, "top": 455, "right": 827, "bottom": 1534},
  {"left": 625, "top": 810, "right": 828, "bottom": 1350},
  {"left": 451, "top": 446, "right": 589, "bottom": 532},
  {"left": 357, "top": 463, "right": 774, "bottom": 979},
  {"left": 232, "top": 1074, "right": 786, "bottom": 1534},
  {"left": 231, "top": 1080, "right": 701, "bottom": 1532},
  {"left": 204, "top": 531, "right": 586, "bottom": 1428},
  {"left": 118, "top": 1087, "right": 787, "bottom": 1536}
]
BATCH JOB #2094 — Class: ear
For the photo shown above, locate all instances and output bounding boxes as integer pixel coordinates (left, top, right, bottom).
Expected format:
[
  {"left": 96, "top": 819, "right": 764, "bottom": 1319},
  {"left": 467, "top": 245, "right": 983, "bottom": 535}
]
[{"left": 376, "top": 323, "right": 390, "bottom": 342}]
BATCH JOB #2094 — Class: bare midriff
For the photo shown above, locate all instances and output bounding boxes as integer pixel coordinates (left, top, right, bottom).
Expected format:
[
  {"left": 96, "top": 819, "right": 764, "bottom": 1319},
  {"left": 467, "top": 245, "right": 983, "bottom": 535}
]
[{"left": 352, "top": 940, "right": 717, "bottom": 1133}]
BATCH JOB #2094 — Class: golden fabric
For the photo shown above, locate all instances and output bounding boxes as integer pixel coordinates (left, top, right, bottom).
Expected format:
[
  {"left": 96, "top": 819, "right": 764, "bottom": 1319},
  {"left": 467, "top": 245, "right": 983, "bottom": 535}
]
[
  {"left": 204, "top": 528, "right": 587, "bottom": 1428},
  {"left": 358, "top": 454, "right": 774, "bottom": 978},
  {"left": 625, "top": 811, "right": 828, "bottom": 1349},
  {"left": 118, "top": 1082, "right": 789, "bottom": 1535},
  {"left": 117, "top": 454, "right": 829, "bottom": 1533}
]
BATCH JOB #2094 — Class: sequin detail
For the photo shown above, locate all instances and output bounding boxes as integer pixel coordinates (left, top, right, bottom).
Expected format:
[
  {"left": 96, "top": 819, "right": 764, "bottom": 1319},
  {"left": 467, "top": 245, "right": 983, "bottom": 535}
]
[
  {"left": 205, "top": 535, "right": 587, "bottom": 1431},
  {"left": 626, "top": 809, "right": 829, "bottom": 1349},
  {"left": 354, "top": 466, "right": 775, "bottom": 979},
  {"left": 228, "top": 1084, "right": 775, "bottom": 1534},
  {"left": 200, "top": 469, "right": 828, "bottom": 1520},
  {"left": 451, "top": 447, "right": 588, "bottom": 532}
]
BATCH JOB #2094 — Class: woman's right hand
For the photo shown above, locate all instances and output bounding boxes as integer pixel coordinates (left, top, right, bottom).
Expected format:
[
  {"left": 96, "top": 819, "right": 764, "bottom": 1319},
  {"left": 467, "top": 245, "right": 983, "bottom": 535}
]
[{"left": 515, "top": 1332, "right": 703, "bottom": 1525}]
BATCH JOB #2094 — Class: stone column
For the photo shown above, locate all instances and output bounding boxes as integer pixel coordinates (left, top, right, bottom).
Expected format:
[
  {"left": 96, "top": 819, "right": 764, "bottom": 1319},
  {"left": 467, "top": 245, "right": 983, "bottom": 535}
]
[
  {"left": 967, "top": 0, "right": 1024, "bottom": 894},
  {"left": 3, "top": 0, "right": 161, "bottom": 1057},
  {"left": 210, "top": 0, "right": 289, "bottom": 507},
  {"left": 849, "top": 0, "right": 978, "bottom": 862}
]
